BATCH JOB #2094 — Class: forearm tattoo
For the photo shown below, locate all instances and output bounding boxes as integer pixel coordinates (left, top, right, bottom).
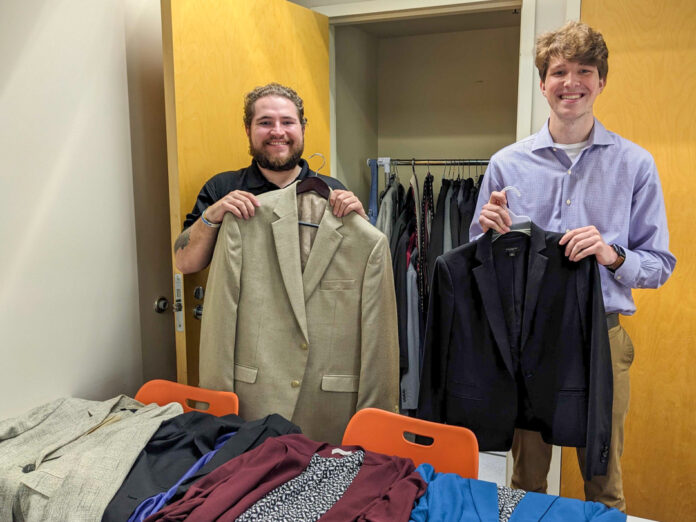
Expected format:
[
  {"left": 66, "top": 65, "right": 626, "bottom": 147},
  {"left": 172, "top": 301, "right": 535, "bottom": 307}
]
[{"left": 174, "top": 228, "right": 191, "bottom": 253}]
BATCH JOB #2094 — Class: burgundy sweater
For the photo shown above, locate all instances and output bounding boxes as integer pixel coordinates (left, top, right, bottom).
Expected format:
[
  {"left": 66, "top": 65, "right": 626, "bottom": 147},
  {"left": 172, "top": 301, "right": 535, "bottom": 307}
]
[{"left": 145, "top": 433, "right": 426, "bottom": 522}]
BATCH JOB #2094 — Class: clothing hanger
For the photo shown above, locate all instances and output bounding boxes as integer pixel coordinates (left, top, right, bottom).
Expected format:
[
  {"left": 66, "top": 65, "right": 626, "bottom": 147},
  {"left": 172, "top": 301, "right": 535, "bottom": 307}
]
[
  {"left": 307, "top": 152, "right": 326, "bottom": 173},
  {"left": 491, "top": 185, "right": 532, "bottom": 241},
  {"left": 296, "top": 176, "right": 330, "bottom": 228}
]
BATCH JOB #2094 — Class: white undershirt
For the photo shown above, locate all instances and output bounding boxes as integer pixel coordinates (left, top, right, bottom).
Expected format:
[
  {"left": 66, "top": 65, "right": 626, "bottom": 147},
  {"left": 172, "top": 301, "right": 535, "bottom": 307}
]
[{"left": 553, "top": 140, "right": 588, "bottom": 162}]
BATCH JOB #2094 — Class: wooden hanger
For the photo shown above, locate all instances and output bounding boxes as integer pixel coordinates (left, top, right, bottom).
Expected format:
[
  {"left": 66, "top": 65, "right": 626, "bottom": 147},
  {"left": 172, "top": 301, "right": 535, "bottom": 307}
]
[{"left": 296, "top": 176, "right": 330, "bottom": 228}]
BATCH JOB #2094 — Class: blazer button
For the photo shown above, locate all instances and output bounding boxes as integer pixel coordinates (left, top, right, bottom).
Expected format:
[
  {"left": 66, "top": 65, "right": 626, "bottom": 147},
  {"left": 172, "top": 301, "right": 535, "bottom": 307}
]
[
  {"left": 300, "top": 342, "right": 308, "bottom": 351},
  {"left": 291, "top": 380, "right": 301, "bottom": 388},
  {"left": 22, "top": 464, "right": 36, "bottom": 473}
]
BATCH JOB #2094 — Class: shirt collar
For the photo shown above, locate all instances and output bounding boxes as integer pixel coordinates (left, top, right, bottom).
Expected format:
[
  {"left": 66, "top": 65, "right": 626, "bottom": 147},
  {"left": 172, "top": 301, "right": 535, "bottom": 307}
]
[
  {"left": 247, "top": 159, "right": 311, "bottom": 189},
  {"left": 531, "top": 118, "right": 614, "bottom": 152}
]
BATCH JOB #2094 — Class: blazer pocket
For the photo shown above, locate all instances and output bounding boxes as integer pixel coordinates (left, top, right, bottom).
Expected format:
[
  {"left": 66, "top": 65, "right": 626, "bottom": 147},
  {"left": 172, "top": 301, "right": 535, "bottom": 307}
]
[
  {"left": 448, "top": 381, "right": 483, "bottom": 401},
  {"left": 320, "top": 279, "right": 356, "bottom": 291},
  {"left": 20, "top": 468, "right": 65, "bottom": 498},
  {"left": 234, "top": 363, "right": 258, "bottom": 384},
  {"left": 321, "top": 374, "right": 359, "bottom": 393},
  {"left": 552, "top": 389, "right": 588, "bottom": 445}
]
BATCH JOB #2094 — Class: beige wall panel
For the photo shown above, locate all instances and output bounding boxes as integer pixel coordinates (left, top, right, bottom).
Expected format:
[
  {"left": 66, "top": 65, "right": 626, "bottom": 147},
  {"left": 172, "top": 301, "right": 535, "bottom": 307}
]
[
  {"left": 377, "top": 26, "right": 519, "bottom": 194},
  {"left": 334, "top": 26, "right": 379, "bottom": 205},
  {"left": 162, "top": 0, "right": 329, "bottom": 383},
  {"left": 559, "top": 2, "right": 696, "bottom": 520}
]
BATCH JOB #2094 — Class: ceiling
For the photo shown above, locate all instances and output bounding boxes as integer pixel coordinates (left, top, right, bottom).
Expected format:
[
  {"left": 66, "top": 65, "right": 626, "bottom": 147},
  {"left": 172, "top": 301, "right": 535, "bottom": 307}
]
[
  {"left": 288, "top": 1, "right": 521, "bottom": 38},
  {"left": 355, "top": 9, "right": 520, "bottom": 38}
]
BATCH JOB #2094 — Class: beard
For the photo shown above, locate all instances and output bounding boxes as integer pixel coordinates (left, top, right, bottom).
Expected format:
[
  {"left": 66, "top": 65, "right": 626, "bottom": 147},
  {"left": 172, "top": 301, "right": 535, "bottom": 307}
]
[{"left": 249, "top": 138, "right": 304, "bottom": 172}]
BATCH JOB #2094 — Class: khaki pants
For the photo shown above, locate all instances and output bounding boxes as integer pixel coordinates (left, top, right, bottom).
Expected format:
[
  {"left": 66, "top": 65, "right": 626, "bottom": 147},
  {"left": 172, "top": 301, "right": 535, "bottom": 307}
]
[{"left": 510, "top": 324, "right": 634, "bottom": 512}]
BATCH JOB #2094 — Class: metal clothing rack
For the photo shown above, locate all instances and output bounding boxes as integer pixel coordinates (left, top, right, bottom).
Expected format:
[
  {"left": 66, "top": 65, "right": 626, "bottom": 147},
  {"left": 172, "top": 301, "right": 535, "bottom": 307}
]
[
  {"left": 368, "top": 157, "right": 489, "bottom": 176},
  {"left": 366, "top": 157, "right": 489, "bottom": 224}
]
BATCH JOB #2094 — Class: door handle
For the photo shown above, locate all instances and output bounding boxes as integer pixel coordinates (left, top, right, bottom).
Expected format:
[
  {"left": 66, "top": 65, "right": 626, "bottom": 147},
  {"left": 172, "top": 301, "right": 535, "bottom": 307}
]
[{"left": 154, "top": 297, "right": 169, "bottom": 313}]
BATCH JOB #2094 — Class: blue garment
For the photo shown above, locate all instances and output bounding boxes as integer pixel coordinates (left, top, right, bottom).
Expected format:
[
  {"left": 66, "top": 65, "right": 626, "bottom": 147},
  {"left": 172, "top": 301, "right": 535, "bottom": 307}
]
[
  {"left": 128, "top": 431, "right": 235, "bottom": 522},
  {"left": 410, "top": 464, "right": 626, "bottom": 522},
  {"left": 368, "top": 159, "right": 379, "bottom": 225},
  {"left": 470, "top": 119, "right": 675, "bottom": 315}
]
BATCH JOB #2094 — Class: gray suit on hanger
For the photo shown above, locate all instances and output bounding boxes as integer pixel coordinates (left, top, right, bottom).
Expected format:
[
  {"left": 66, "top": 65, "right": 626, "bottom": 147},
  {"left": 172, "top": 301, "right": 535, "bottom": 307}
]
[{"left": 0, "top": 395, "right": 181, "bottom": 521}]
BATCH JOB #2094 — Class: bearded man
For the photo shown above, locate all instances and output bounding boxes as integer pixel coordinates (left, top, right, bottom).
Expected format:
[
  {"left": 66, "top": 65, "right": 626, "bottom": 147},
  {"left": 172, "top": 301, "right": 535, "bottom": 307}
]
[{"left": 174, "top": 83, "right": 366, "bottom": 273}]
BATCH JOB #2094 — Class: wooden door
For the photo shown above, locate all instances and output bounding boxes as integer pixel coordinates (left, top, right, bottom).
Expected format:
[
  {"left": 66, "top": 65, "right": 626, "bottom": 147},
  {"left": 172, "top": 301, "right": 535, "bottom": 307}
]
[
  {"left": 559, "top": 2, "right": 696, "bottom": 520},
  {"left": 161, "top": 0, "right": 330, "bottom": 384}
]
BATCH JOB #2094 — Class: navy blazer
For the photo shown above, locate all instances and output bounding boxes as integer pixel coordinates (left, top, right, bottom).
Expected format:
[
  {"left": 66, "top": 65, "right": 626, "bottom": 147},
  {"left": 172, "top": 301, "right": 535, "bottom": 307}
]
[{"left": 418, "top": 224, "right": 613, "bottom": 479}]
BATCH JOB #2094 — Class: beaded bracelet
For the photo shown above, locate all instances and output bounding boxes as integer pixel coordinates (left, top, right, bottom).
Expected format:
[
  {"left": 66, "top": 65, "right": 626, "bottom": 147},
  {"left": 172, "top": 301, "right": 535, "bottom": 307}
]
[{"left": 201, "top": 208, "right": 221, "bottom": 228}]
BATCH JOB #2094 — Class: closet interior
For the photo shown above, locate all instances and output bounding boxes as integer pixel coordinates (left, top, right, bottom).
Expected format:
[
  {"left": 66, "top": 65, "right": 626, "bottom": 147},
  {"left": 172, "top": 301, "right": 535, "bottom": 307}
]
[{"left": 330, "top": 7, "right": 522, "bottom": 205}]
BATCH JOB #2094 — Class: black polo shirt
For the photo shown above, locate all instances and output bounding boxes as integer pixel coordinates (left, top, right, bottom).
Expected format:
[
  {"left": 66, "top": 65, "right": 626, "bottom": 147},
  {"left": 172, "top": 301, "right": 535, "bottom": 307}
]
[{"left": 183, "top": 159, "right": 346, "bottom": 229}]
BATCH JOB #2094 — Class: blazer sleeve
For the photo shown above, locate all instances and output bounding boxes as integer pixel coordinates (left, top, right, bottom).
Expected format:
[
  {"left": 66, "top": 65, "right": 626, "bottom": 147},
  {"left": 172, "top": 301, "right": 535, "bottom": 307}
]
[
  {"left": 578, "top": 257, "right": 613, "bottom": 479},
  {"left": 198, "top": 214, "right": 243, "bottom": 391},
  {"left": 418, "top": 256, "right": 455, "bottom": 422},
  {"left": 357, "top": 234, "right": 400, "bottom": 413}
]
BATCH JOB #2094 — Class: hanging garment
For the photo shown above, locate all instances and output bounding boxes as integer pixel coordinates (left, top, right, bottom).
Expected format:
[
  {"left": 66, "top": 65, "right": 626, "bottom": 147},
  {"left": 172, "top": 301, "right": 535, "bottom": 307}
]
[
  {"left": 426, "top": 178, "right": 449, "bottom": 286},
  {"left": 400, "top": 246, "right": 421, "bottom": 411},
  {"left": 375, "top": 179, "right": 403, "bottom": 242},
  {"left": 410, "top": 464, "right": 626, "bottom": 522},
  {"left": 199, "top": 181, "right": 400, "bottom": 445},
  {"left": 442, "top": 181, "right": 455, "bottom": 254},
  {"left": 104, "top": 412, "right": 301, "bottom": 521},
  {"left": 418, "top": 225, "right": 613, "bottom": 480},
  {"left": 390, "top": 186, "right": 416, "bottom": 257},
  {"left": 367, "top": 159, "right": 380, "bottom": 224},
  {"left": 458, "top": 178, "right": 478, "bottom": 244},
  {"left": 449, "top": 179, "right": 462, "bottom": 248},
  {"left": 146, "top": 434, "right": 427, "bottom": 522},
  {"left": 0, "top": 396, "right": 181, "bottom": 522},
  {"left": 419, "top": 172, "right": 435, "bottom": 310},
  {"left": 393, "top": 222, "right": 416, "bottom": 379}
]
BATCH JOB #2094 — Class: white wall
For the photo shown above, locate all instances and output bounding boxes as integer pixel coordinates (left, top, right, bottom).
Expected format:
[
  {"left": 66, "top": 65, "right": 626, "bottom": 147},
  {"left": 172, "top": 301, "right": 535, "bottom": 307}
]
[{"left": 0, "top": 0, "right": 143, "bottom": 417}]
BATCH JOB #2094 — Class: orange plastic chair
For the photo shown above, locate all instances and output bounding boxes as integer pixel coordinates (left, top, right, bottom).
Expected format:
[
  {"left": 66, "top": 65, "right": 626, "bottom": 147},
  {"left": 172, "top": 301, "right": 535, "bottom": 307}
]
[
  {"left": 342, "top": 408, "right": 479, "bottom": 478},
  {"left": 135, "top": 379, "right": 239, "bottom": 416}
]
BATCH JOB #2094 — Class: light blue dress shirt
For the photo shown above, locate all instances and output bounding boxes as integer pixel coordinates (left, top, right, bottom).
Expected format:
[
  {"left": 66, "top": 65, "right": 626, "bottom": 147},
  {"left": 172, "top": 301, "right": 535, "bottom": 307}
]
[{"left": 470, "top": 119, "right": 676, "bottom": 315}]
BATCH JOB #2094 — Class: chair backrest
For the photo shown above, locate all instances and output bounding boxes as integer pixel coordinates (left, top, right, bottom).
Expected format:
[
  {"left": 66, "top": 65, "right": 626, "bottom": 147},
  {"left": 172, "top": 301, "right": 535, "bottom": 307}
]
[
  {"left": 135, "top": 379, "right": 239, "bottom": 416},
  {"left": 342, "top": 408, "right": 478, "bottom": 478}
]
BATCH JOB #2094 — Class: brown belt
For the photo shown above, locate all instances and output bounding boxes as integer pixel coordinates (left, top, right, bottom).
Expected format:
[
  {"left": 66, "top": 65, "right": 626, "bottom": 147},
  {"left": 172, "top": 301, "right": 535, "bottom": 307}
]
[{"left": 606, "top": 313, "right": 620, "bottom": 330}]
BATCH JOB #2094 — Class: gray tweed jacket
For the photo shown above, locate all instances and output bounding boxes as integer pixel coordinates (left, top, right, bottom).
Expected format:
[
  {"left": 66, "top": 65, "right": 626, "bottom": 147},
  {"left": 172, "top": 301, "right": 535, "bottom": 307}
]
[{"left": 0, "top": 395, "right": 182, "bottom": 521}]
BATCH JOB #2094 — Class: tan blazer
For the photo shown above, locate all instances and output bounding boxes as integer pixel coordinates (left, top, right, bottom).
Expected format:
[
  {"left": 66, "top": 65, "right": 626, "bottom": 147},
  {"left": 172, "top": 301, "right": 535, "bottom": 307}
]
[{"left": 200, "top": 182, "right": 399, "bottom": 444}]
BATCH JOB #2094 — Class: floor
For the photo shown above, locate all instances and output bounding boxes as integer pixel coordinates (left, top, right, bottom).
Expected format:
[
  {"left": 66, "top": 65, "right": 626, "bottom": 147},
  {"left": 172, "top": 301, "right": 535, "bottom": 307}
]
[{"left": 478, "top": 451, "right": 507, "bottom": 485}]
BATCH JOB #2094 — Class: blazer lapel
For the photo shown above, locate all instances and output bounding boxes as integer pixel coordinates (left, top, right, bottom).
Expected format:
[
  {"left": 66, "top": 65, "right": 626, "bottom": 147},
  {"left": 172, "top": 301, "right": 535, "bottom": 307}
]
[
  {"left": 473, "top": 232, "right": 515, "bottom": 377},
  {"left": 520, "top": 224, "right": 548, "bottom": 351},
  {"left": 302, "top": 207, "right": 343, "bottom": 302},
  {"left": 272, "top": 188, "right": 309, "bottom": 342}
]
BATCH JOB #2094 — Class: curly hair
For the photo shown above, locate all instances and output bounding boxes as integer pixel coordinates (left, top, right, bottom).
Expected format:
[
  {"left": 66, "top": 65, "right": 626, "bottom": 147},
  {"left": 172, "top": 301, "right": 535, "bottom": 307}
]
[
  {"left": 535, "top": 21, "right": 609, "bottom": 81},
  {"left": 243, "top": 83, "right": 307, "bottom": 129}
]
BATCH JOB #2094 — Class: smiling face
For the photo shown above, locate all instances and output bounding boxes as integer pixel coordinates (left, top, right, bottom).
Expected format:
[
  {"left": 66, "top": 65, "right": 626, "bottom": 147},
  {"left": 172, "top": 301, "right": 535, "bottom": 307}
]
[
  {"left": 246, "top": 95, "right": 304, "bottom": 172},
  {"left": 541, "top": 56, "right": 606, "bottom": 128}
]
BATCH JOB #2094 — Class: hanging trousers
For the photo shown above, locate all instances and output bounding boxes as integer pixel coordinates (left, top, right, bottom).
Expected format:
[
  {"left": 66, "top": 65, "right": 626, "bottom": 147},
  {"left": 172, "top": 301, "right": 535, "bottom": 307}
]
[{"left": 510, "top": 320, "right": 634, "bottom": 512}]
